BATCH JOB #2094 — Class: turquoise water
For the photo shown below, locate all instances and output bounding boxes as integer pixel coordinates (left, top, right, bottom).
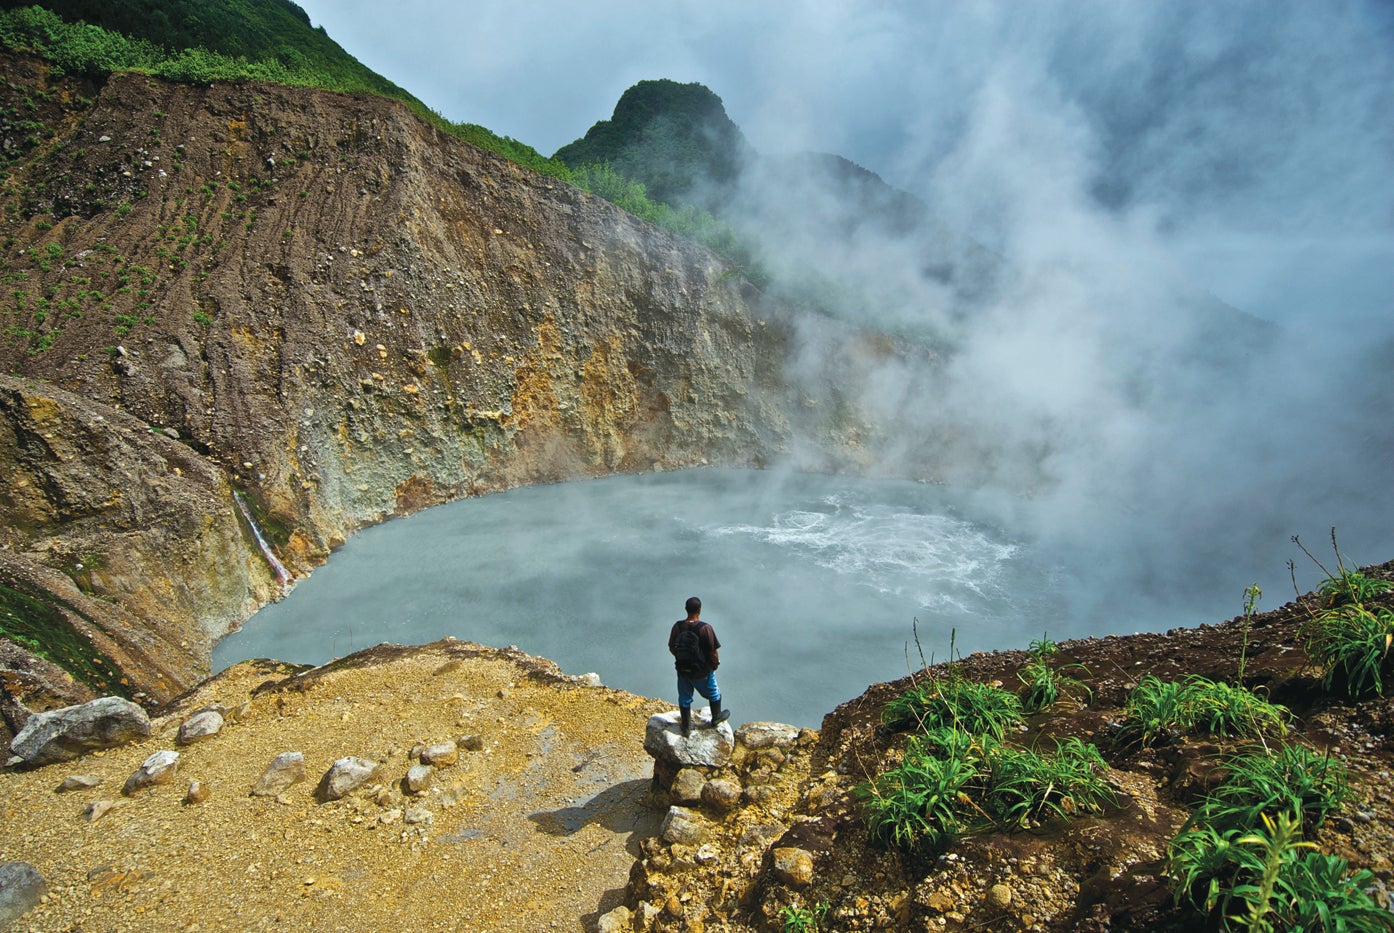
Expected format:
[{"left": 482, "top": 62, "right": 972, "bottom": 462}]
[{"left": 212, "top": 467, "right": 1351, "bottom": 727}]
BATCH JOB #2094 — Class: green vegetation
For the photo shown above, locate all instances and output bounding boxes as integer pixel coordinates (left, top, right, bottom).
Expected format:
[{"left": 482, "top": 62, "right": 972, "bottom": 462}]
[
  {"left": 1166, "top": 744, "right": 1387, "bottom": 931},
  {"left": 1120, "top": 674, "right": 1290, "bottom": 746},
  {"left": 0, "top": 5, "right": 763, "bottom": 275},
  {"left": 1303, "top": 603, "right": 1394, "bottom": 696},
  {"left": 1290, "top": 532, "right": 1394, "bottom": 697},
  {"left": 1016, "top": 633, "right": 1091, "bottom": 713},
  {"left": 881, "top": 671, "right": 1023, "bottom": 739},
  {"left": 0, "top": 573, "right": 131, "bottom": 697},
  {"left": 778, "top": 901, "right": 829, "bottom": 933},
  {"left": 554, "top": 79, "right": 746, "bottom": 208},
  {"left": 861, "top": 635, "right": 1116, "bottom": 853},
  {"left": 857, "top": 716, "right": 1115, "bottom": 851},
  {"left": 1190, "top": 744, "right": 1347, "bottom": 835}
]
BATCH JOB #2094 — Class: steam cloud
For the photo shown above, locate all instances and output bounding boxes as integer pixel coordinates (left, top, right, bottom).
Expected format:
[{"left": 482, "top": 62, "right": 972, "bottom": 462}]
[{"left": 298, "top": 0, "right": 1394, "bottom": 611}]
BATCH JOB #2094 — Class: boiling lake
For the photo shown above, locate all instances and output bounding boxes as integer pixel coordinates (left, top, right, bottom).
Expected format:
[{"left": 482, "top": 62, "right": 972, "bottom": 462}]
[{"left": 213, "top": 468, "right": 1345, "bottom": 727}]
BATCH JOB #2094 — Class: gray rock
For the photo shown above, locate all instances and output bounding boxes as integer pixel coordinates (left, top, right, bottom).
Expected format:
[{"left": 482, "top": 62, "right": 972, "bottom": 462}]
[
  {"left": 316, "top": 756, "right": 380, "bottom": 801},
  {"left": 644, "top": 711, "right": 734, "bottom": 768},
  {"left": 988, "top": 883, "right": 1012, "bottom": 909},
  {"left": 55, "top": 774, "right": 102, "bottom": 793},
  {"left": 176, "top": 710, "right": 224, "bottom": 745},
  {"left": 419, "top": 741, "right": 458, "bottom": 766},
  {"left": 670, "top": 768, "right": 706, "bottom": 805},
  {"left": 404, "top": 764, "right": 433, "bottom": 794},
  {"left": 772, "top": 847, "right": 815, "bottom": 887},
  {"left": 459, "top": 734, "right": 485, "bottom": 752},
  {"left": 9, "top": 696, "right": 150, "bottom": 767},
  {"left": 404, "top": 806, "right": 433, "bottom": 825},
  {"left": 736, "top": 721, "right": 800, "bottom": 750},
  {"left": 122, "top": 750, "right": 179, "bottom": 795},
  {"left": 184, "top": 781, "right": 212, "bottom": 805},
  {"left": 701, "top": 778, "right": 742, "bottom": 813},
  {"left": 0, "top": 862, "right": 47, "bottom": 929},
  {"left": 252, "top": 752, "right": 306, "bottom": 797},
  {"left": 660, "top": 805, "right": 708, "bottom": 846}
]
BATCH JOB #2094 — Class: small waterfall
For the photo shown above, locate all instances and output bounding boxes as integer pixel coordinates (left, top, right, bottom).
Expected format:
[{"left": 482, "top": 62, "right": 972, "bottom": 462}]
[{"left": 233, "top": 491, "right": 292, "bottom": 588}]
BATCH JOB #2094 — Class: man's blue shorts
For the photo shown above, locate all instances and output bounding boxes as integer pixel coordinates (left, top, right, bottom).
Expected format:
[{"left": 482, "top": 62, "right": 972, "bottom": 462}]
[{"left": 677, "top": 670, "right": 720, "bottom": 710}]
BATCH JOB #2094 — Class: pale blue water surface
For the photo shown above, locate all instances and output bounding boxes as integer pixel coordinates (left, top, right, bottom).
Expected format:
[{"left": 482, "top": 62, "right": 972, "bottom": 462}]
[{"left": 212, "top": 468, "right": 1347, "bottom": 726}]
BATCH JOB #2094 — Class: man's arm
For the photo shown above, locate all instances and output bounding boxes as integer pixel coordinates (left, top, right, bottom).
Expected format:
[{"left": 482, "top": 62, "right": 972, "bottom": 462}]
[{"left": 704, "top": 624, "right": 721, "bottom": 669}]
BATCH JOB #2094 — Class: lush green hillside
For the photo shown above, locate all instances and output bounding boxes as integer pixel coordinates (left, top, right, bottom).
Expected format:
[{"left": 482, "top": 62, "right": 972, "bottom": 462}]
[
  {"left": 0, "top": 0, "right": 409, "bottom": 97},
  {"left": 0, "top": 3, "right": 763, "bottom": 272},
  {"left": 554, "top": 79, "right": 749, "bottom": 210}
]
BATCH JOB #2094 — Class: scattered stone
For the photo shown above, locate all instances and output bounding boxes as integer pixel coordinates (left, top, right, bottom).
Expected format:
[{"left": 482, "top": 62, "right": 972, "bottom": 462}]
[
  {"left": 597, "top": 905, "right": 632, "bottom": 933},
  {"left": 459, "top": 734, "right": 485, "bottom": 752},
  {"left": 772, "top": 847, "right": 815, "bottom": 887},
  {"left": 379, "top": 808, "right": 402, "bottom": 826},
  {"left": 122, "top": 750, "right": 179, "bottom": 795},
  {"left": 84, "top": 799, "right": 118, "bottom": 822},
  {"left": 185, "top": 781, "right": 212, "bottom": 805},
  {"left": 317, "top": 756, "right": 380, "bottom": 801},
  {"left": 739, "top": 823, "right": 787, "bottom": 850},
  {"left": 701, "top": 778, "right": 742, "bottom": 813},
  {"left": 252, "top": 752, "right": 306, "bottom": 797},
  {"left": 736, "top": 721, "right": 800, "bottom": 750},
  {"left": 404, "top": 806, "right": 433, "bottom": 825},
  {"left": 9, "top": 696, "right": 150, "bottom": 767},
  {"left": 56, "top": 774, "right": 102, "bottom": 793},
  {"left": 670, "top": 768, "right": 706, "bottom": 804},
  {"left": 660, "top": 806, "right": 708, "bottom": 846},
  {"left": 420, "top": 741, "right": 458, "bottom": 766},
  {"left": 644, "top": 711, "right": 734, "bottom": 769},
  {"left": 695, "top": 843, "right": 720, "bottom": 865},
  {"left": 177, "top": 710, "right": 225, "bottom": 745},
  {"left": 404, "top": 764, "right": 433, "bottom": 794},
  {"left": 579, "top": 672, "right": 602, "bottom": 687},
  {"left": 988, "top": 883, "right": 1012, "bottom": 909},
  {"left": 743, "top": 785, "right": 781, "bottom": 809},
  {"left": 0, "top": 862, "right": 47, "bottom": 929}
]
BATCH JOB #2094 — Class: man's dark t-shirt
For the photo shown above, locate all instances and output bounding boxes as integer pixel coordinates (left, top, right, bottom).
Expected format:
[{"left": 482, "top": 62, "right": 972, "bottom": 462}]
[{"left": 669, "top": 619, "right": 721, "bottom": 675}]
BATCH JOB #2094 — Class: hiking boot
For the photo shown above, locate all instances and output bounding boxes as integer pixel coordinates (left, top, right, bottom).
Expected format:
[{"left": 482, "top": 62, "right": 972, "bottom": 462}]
[
  {"left": 680, "top": 707, "right": 691, "bottom": 737},
  {"left": 705, "top": 700, "right": 731, "bottom": 728}
]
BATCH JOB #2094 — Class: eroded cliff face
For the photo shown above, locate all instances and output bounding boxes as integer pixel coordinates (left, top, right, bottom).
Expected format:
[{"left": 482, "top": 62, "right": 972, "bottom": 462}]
[{"left": 0, "top": 56, "right": 861, "bottom": 714}]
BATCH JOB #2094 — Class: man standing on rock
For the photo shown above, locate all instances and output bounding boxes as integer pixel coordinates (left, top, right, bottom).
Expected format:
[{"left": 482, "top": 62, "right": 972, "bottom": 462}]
[{"left": 668, "top": 596, "right": 730, "bottom": 736}]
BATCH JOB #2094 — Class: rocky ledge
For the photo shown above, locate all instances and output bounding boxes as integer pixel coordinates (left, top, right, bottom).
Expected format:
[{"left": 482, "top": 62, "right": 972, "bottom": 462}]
[{"left": 6, "top": 581, "right": 1394, "bottom": 933}]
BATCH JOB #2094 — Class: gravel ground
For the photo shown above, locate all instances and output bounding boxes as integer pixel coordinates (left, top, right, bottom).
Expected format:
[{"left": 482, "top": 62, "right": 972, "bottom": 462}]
[{"left": 1, "top": 640, "right": 668, "bottom": 933}]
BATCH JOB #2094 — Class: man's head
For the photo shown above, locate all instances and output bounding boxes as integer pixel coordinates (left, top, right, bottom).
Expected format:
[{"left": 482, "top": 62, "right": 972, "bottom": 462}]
[{"left": 685, "top": 596, "right": 701, "bottom": 617}]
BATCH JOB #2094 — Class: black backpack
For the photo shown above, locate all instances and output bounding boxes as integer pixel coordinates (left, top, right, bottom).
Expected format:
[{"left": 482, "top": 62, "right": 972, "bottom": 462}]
[{"left": 672, "top": 620, "right": 708, "bottom": 674}]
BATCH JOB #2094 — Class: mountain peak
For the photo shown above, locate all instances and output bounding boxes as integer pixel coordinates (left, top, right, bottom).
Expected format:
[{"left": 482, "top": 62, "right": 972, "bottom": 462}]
[{"left": 554, "top": 79, "right": 748, "bottom": 209}]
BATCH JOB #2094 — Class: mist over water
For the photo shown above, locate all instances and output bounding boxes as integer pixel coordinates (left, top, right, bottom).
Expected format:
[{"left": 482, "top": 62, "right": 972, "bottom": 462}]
[{"left": 213, "top": 468, "right": 1383, "bottom": 727}]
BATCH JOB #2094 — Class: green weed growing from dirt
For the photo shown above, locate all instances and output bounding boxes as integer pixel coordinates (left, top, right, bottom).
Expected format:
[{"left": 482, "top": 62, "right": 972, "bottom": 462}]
[
  {"left": 778, "top": 901, "right": 829, "bottom": 933},
  {"left": 1119, "top": 675, "right": 1290, "bottom": 747}
]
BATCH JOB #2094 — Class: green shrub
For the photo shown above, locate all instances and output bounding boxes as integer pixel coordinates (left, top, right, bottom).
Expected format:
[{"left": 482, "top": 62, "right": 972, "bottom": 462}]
[
  {"left": 1017, "top": 656, "right": 1092, "bottom": 713},
  {"left": 982, "top": 737, "right": 1114, "bottom": 828},
  {"left": 1191, "top": 744, "right": 1347, "bottom": 835},
  {"left": 1170, "top": 810, "right": 1393, "bottom": 932},
  {"left": 1303, "top": 604, "right": 1394, "bottom": 696},
  {"left": 882, "top": 675, "right": 1023, "bottom": 739},
  {"left": 1319, "top": 569, "right": 1394, "bottom": 608},
  {"left": 856, "top": 731, "right": 980, "bottom": 851},
  {"left": 1120, "top": 675, "right": 1290, "bottom": 746},
  {"left": 1120, "top": 674, "right": 1191, "bottom": 745},
  {"left": 778, "top": 901, "right": 829, "bottom": 933}
]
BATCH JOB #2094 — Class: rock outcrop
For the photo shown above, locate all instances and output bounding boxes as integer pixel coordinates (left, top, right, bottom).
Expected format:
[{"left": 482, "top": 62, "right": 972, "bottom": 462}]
[{"left": 0, "top": 55, "right": 898, "bottom": 717}]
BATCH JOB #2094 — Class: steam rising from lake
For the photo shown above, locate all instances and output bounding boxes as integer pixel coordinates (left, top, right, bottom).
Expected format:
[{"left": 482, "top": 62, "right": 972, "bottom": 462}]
[{"left": 214, "top": 468, "right": 1368, "bottom": 727}]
